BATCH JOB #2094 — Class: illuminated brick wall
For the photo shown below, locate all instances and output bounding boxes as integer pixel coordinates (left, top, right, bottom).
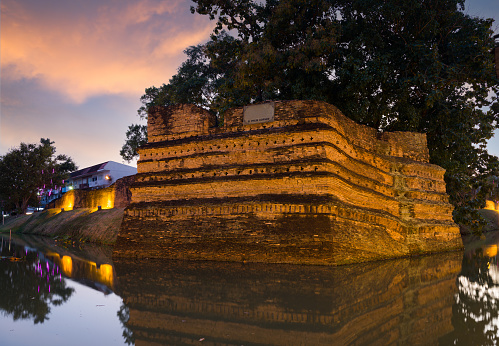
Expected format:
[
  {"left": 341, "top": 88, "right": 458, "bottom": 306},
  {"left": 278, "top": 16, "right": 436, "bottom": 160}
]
[
  {"left": 52, "top": 175, "right": 134, "bottom": 211},
  {"left": 113, "top": 100, "right": 462, "bottom": 265}
]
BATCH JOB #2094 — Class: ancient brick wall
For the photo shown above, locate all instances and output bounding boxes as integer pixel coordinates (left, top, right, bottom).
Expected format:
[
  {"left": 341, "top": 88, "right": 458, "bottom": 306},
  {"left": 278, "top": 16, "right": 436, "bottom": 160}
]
[
  {"left": 148, "top": 104, "right": 216, "bottom": 143},
  {"left": 113, "top": 100, "right": 462, "bottom": 265}
]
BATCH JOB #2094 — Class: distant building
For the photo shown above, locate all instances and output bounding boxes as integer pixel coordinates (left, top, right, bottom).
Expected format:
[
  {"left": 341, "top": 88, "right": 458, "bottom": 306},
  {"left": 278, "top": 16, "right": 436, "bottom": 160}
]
[{"left": 66, "top": 161, "right": 137, "bottom": 191}]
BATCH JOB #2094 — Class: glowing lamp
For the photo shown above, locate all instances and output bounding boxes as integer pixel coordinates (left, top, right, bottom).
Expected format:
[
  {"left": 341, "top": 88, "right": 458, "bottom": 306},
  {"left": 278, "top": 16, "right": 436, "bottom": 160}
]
[
  {"left": 485, "top": 245, "right": 498, "bottom": 258},
  {"left": 61, "top": 256, "right": 73, "bottom": 276},
  {"left": 105, "top": 175, "right": 111, "bottom": 181}
]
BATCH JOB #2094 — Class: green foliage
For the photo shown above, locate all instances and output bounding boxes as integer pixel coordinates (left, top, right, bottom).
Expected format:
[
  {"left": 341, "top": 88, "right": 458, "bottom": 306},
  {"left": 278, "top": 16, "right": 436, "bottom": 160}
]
[
  {"left": 120, "top": 124, "right": 148, "bottom": 163},
  {"left": 192, "top": 0, "right": 338, "bottom": 105},
  {"left": 136, "top": 34, "right": 247, "bottom": 120},
  {"left": 133, "top": 0, "right": 499, "bottom": 230},
  {"left": 327, "top": 0, "right": 499, "bottom": 231},
  {"left": 0, "top": 139, "right": 77, "bottom": 214}
]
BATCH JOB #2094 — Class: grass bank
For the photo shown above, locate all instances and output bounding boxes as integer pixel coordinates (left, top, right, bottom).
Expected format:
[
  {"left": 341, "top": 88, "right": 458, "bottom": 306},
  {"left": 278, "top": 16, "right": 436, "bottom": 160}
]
[{"left": 0, "top": 208, "right": 124, "bottom": 244}]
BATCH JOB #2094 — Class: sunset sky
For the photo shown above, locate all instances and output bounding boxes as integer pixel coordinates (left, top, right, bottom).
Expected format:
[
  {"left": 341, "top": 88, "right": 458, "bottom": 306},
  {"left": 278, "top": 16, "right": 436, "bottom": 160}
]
[{"left": 1, "top": 0, "right": 499, "bottom": 169}]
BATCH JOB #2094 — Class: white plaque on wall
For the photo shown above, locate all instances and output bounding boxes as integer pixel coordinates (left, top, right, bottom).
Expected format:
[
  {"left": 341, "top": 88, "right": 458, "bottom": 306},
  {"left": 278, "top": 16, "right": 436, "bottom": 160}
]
[{"left": 243, "top": 102, "right": 275, "bottom": 125}]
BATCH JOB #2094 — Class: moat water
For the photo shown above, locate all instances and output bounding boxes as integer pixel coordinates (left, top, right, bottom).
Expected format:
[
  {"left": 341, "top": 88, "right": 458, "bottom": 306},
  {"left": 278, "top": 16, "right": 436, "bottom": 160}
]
[{"left": 0, "top": 232, "right": 498, "bottom": 345}]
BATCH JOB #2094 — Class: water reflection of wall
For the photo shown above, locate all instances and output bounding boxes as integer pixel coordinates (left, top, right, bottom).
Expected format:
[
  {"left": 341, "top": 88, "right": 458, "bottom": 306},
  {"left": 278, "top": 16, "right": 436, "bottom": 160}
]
[
  {"left": 114, "top": 251, "right": 461, "bottom": 345},
  {"left": 44, "top": 251, "right": 115, "bottom": 291},
  {"left": 5, "top": 235, "right": 116, "bottom": 293}
]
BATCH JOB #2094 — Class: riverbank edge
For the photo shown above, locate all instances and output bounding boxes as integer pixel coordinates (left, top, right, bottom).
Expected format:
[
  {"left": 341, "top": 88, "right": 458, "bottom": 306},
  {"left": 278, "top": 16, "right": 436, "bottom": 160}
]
[
  {"left": 0, "top": 208, "right": 124, "bottom": 245},
  {"left": 2, "top": 206, "right": 498, "bottom": 248}
]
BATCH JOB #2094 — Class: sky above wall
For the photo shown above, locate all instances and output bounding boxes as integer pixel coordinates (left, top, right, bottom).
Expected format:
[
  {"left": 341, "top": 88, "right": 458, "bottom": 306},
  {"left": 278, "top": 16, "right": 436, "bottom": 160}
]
[{"left": 1, "top": 0, "right": 499, "bottom": 169}]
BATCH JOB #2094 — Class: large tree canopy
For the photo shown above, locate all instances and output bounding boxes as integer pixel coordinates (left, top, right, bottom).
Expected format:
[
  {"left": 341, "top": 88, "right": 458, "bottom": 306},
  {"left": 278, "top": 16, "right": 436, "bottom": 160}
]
[
  {"left": 0, "top": 139, "right": 77, "bottom": 214},
  {"left": 124, "top": 0, "right": 499, "bottom": 230}
]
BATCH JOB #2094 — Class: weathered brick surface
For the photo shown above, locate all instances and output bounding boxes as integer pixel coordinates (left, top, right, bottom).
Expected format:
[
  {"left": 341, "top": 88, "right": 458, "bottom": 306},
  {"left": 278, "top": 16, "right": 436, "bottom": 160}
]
[
  {"left": 113, "top": 100, "right": 462, "bottom": 265},
  {"left": 148, "top": 104, "right": 216, "bottom": 143}
]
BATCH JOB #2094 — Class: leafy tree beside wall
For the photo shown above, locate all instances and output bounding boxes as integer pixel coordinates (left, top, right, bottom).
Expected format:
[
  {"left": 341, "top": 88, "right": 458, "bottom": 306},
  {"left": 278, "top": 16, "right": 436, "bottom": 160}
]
[
  {"left": 122, "top": 0, "right": 499, "bottom": 231},
  {"left": 120, "top": 124, "right": 148, "bottom": 163},
  {"left": 0, "top": 138, "right": 77, "bottom": 214}
]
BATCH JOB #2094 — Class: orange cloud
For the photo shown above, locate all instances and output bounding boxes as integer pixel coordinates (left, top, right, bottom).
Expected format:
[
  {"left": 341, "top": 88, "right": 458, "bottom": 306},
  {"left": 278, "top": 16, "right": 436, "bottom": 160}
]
[{"left": 1, "top": 0, "right": 214, "bottom": 103}]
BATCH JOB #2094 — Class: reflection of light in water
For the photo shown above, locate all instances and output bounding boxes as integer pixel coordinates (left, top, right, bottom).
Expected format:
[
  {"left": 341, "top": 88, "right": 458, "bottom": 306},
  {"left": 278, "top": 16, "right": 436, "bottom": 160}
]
[
  {"left": 490, "top": 265, "right": 499, "bottom": 284},
  {"left": 456, "top": 248, "right": 499, "bottom": 340},
  {"left": 15, "top": 240, "right": 115, "bottom": 293},
  {"left": 457, "top": 275, "right": 499, "bottom": 339},
  {"left": 43, "top": 251, "right": 115, "bottom": 290},
  {"left": 61, "top": 256, "right": 73, "bottom": 277},
  {"left": 485, "top": 245, "right": 498, "bottom": 258},
  {"left": 45, "top": 251, "right": 60, "bottom": 260},
  {"left": 99, "top": 264, "right": 114, "bottom": 287},
  {"left": 458, "top": 276, "right": 499, "bottom": 307}
]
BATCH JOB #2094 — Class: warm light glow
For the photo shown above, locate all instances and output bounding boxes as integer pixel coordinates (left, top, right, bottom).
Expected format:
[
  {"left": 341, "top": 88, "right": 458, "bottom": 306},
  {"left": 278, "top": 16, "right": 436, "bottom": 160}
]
[
  {"left": 38, "top": 247, "right": 116, "bottom": 290},
  {"left": 485, "top": 245, "right": 498, "bottom": 258},
  {"left": 105, "top": 175, "right": 111, "bottom": 180},
  {"left": 57, "top": 190, "right": 75, "bottom": 210},
  {"left": 61, "top": 256, "right": 73, "bottom": 277},
  {"left": 485, "top": 200, "right": 498, "bottom": 211},
  {"left": 89, "top": 188, "right": 115, "bottom": 212},
  {"left": 106, "top": 194, "right": 113, "bottom": 209},
  {"left": 45, "top": 251, "right": 61, "bottom": 260},
  {"left": 98, "top": 264, "right": 114, "bottom": 287}
]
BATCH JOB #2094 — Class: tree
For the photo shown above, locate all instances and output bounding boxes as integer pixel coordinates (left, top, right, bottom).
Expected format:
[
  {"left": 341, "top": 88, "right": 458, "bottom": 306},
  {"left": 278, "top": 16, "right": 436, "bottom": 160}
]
[
  {"left": 136, "top": 35, "right": 245, "bottom": 120},
  {"left": 130, "top": 0, "right": 499, "bottom": 230},
  {"left": 122, "top": 36, "right": 243, "bottom": 161},
  {"left": 193, "top": 0, "right": 338, "bottom": 104},
  {"left": 120, "top": 124, "right": 148, "bottom": 163},
  {"left": 325, "top": 0, "right": 499, "bottom": 230},
  {"left": 0, "top": 139, "right": 77, "bottom": 214}
]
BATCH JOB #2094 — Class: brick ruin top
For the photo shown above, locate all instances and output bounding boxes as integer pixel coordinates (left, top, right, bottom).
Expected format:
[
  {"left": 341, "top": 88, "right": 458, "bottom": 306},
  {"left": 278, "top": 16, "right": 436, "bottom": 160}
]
[{"left": 147, "top": 100, "right": 430, "bottom": 163}]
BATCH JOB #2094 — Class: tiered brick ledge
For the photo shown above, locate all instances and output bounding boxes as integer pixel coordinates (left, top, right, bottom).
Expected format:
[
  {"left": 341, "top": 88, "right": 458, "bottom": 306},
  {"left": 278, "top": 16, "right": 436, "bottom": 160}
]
[{"left": 113, "top": 100, "right": 463, "bottom": 265}]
